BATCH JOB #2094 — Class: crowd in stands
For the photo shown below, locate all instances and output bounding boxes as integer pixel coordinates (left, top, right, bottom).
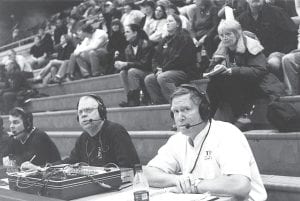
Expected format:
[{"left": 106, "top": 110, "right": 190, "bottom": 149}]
[{"left": 0, "top": 0, "right": 299, "bottom": 126}]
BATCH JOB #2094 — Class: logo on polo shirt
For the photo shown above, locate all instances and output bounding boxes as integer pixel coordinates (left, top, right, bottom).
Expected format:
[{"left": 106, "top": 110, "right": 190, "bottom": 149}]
[{"left": 204, "top": 150, "right": 212, "bottom": 160}]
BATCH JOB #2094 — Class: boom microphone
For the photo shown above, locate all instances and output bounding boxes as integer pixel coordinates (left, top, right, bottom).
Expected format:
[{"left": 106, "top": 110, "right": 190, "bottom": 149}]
[
  {"left": 88, "top": 119, "right": 102, "bottom": 123},
  {"left": 12, "top": 130, "right": 25, "bottom": 139},
  {"left": 182, "top": 121, "right": 205, "bottom": 129}
]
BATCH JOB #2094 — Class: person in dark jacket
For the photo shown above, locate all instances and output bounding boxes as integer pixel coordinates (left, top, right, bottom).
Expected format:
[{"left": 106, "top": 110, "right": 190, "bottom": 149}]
[
  {"left": 58, "top": 95, "right": 139, "bottom": 168},
  {"left": 238, "top": 0, "right": 297, "bottom": 56},
  {"left": 7, "top": 107, "right": 61, "bottom": 169},
  {"left": 206, "top": 19, "right": 285, "bottom": 125},
  {"left": 190, "top": 0, "right": 219, "bottom": 59},
  {"left": 238, "top": 0, "right": 297, "bottom": 80},
  {"left": 103, "top": 1, "right": 122, "bottom": 35},
  {"left": 28, "top": 28, "right": 54, "bottom": 69},
  {"left": 0, "top": 64, "right": 31, "bottom": 114},
  {"left": 0, "top": 116, "right": 11, "bottom": 165},
  {"left": 107, "top": 19, "right": 128, "bottom": 73},
  {"left": 116, "top": 24, "right": 153, "bottom": 107},
  {"left": 145, "top": 14, "right": 198, "bottom": 104},
  {"left": 34, "top": 34, "right": 75, "bottom": 84},
  {"left": 53, "top": 18, "right": 68, "bottom": 45}
]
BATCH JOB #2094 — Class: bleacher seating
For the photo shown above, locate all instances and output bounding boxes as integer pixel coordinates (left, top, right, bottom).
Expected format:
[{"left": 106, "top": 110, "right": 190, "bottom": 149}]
[
  {"left": 0, "top": 1, "right": 300, "bottom": 200},
  {"left": 1, "top": 73, "right": 300, "bottom": 200}
]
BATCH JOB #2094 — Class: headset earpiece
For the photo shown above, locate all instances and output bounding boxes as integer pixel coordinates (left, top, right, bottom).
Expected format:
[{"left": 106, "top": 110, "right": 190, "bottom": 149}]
[
  {"left": 76, "top": 94, "right": 107, "bottom": 120},
  {"left": 14, "top": 107, "right": 33, "bottom": 132},
  {"left": 170, "top": 84, "right": 211, "bottom": 121}
]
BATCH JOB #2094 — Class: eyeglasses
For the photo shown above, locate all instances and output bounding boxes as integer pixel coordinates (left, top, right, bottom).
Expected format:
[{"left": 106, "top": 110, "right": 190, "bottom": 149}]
[{"left": 78, "top": 107, "right": 98, "bottom": 115}]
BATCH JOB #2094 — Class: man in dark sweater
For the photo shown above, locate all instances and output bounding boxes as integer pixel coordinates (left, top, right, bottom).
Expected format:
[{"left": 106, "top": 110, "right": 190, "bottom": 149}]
[
  {"left": 0, "top": 116, "right": 11, "bottom": 165},
  {"left": 61, "top": 94, "right": 140, "bottom": 168},
  {"left": 7, "top": 107, "right": 61, "bottom": 169}
]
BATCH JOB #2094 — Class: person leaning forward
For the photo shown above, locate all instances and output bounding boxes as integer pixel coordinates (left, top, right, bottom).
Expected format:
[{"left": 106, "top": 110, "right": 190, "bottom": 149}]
[
  {"left": 144, "top": 84, "right": 267, "bottom": 201},
  {"left": 7, "top": 107, "right": 61, "bottom": 170}
]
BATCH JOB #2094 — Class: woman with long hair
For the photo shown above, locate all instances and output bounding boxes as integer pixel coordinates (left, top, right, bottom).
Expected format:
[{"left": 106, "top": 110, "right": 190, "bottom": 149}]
[
  {"left": 115, "top": 24, "right": 153, "bottom": 107},
  {"left": 145, "top": 14, "right": 198, "bottom": 104}
]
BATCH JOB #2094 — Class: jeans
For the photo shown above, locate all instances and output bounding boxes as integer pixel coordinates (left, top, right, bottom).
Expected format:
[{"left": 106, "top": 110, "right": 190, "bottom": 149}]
[
  {"left": 120, "top": 68, "right": 150, "bottom": 94},
  {"left": 144, "top": 70, "right": 187, "bottom": 104},
  {"left": 282, "top": 51, "right": 300, "bottom": 95}
]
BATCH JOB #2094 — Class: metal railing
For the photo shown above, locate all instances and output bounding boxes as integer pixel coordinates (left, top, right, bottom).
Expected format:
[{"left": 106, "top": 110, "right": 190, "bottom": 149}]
[{"left": 0, "top": 35, "right": 36, "bottom": 53}]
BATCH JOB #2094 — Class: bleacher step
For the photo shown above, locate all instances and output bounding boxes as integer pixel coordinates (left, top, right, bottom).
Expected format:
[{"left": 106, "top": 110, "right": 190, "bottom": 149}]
[
  {"left": 3, "top": 105, "right": 172, "bottom": 132},
  {"left": 48, "top": 129, "right": 300, "bottom": 177},
  {"left": 245, "top": 130, "right": 300, "bottom": 177},
  {"left": 262, "top": 174, "right": 300, "bottom": 201},
  {"left": 26, "top": 88, "right": 125, "bottom": 112},
  {"left": 34, "top": 74, "right": 123, "bottom": 96}
]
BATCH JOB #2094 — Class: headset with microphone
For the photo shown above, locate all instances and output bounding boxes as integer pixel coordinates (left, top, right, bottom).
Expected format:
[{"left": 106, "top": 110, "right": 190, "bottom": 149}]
[
  {"left": 10, "top": 107, "right": 33, "bottom": 135},
  {"left": 170, "top": 84, "right": 211, "bottom": 129},
  {"left": 76, "top": 94, "right": 107, "bottom": 122}
]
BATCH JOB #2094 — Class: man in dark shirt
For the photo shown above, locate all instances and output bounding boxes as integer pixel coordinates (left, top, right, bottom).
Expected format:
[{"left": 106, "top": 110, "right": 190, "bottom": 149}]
[
  {"left": 54, "top": 18, "right": 68, "bottom": 45},
  {"left": 61, "top": 94, "right": 140, "bottom": 168},
  {"left": 7, "top": 107, "right": 61, "bottom": 169},
  {"left": 238, "top": 0, "right": 297, "bottom": 56},
  {"left": 0, "top": 116, "right": 11, "bottom": 165}
]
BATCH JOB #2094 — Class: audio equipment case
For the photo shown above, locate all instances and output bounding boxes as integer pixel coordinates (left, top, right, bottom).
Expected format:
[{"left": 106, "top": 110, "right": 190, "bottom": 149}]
[{"left": 7, "top": 166, "right": 122, "bottom": 200}]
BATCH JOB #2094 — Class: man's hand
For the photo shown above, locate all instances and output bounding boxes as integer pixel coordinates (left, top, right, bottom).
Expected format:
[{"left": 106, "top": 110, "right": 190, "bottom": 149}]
[
  {"left": 114, "top": 61, "right": 127, "bottom": 70},
  {"left": 20, "top": 161, "right": 39, "bottom": 171},
  {"left": 170, "top": 174, "right": 198, "bottom": 194}
]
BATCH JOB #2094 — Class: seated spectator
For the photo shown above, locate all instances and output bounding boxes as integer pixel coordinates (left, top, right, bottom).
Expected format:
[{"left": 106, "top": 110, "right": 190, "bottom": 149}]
[
  {"left": 7, "top": 107, "right": 61, "bottom": 170},
  {"left": 218, "top": 0, "right": 248, "bottom": 19},
  {"left": 149, "top": 5, "right": 168, "bottom": 43},
  {"left": 144, "top": 84, "right": 267, "bottom": 201},
  {"left": 121, "top": 2, "right": 145, "bottom": 27},
  {"left": 166, "top": 4, "right": 191, "bottom": 33},
  {"left": 0, "top": 65, "right": 9, "bottom": 113},
  {"left": 66, "top": 15, "right": 84, "bottom": 48},
  {"left": 206, "top": 20, "right": 284, "bottom": 125},
  {"left": 34, "top": 34, "right": 75, "bottom": 85},
  {"left": 103, "top": 1, "right": 123, "bottom": 35},
  {"left": 116, "top": 24, "right": 153, "bottom": 107},
  {"left": 53, "top": 18, "right": 68, "bottom": 45},
  {"left": 0, "top": 64, "right": 31, "bottom": 114},
  {"left": 282, "top": 50, "right": 300, "bottom": 95},
  {"left": 141, "top": 1, "right": 157, "bottom": 36},
  {"left": 0, "top": 116, "right": 11, "bottom": 165},
  {"left": 1, "top": 49, "right": 33, "bottom": 79},
  {"left": 281, "top": 0, "right": 300, "bottom": 95},
  {"left": 145, "top": 14, "right": 198, "bottom": 104},
  {"left": 107, "top": 19, "right": 128, "bottom": 73},
  {"left": 52, "top": 95, "right": 140, "bottom": 167},
  {"left": 28, "top": 36, "right": 50, "bottom": 70},
  {"left": 238, "top": 0, "right": 297, "bottom": 80},
  {"left": 68, "top": 24, "right": 109, "bottom": 78},
  {"left": 190, "top": 0, "right": 219, "bottom": 68}
]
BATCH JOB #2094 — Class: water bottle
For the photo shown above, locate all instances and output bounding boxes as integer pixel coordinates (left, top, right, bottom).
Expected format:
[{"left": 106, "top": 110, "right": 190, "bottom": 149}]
[
  {"left": 6, "top": 155, "right": 18, "bottom": 174},
  {"left": 133, "top": 164, "right": 149, "bottom": 201}
]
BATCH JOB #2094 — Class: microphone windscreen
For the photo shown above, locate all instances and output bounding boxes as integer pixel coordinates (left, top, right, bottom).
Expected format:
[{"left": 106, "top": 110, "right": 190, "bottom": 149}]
[{"left": 185, "top": 124, "right": 191, "bottom": 129}]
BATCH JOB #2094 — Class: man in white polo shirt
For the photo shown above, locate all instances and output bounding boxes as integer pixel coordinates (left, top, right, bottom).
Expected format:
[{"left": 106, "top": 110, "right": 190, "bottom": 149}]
[{"left": 144, "top": 84, "right": 267, "bottom": 201}]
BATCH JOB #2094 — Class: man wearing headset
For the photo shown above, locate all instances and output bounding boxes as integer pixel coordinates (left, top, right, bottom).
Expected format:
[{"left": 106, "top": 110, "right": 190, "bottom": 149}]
[
  {"left": 144, "top": 84, "right": 267, "bottom": 201},
  {"left": 59, "top": 94, "right": 140, "bottom": 168},
  {"left": 7, "top": 107, "right": 61, "bottom": 169}
]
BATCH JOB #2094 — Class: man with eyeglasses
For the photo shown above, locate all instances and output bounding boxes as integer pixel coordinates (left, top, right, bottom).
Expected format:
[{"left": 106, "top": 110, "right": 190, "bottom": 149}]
[{"left": 58, "top": 95, "right": 140, "bottom": 168}]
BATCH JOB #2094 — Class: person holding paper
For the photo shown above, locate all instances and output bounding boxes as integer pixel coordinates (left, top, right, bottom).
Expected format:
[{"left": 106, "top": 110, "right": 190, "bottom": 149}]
[
  {"left": 144, "top": 84, "right": 267, "bottom": 201},
  {"left": 205, "top": 19, "right": 281, "bottom": 125}
]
